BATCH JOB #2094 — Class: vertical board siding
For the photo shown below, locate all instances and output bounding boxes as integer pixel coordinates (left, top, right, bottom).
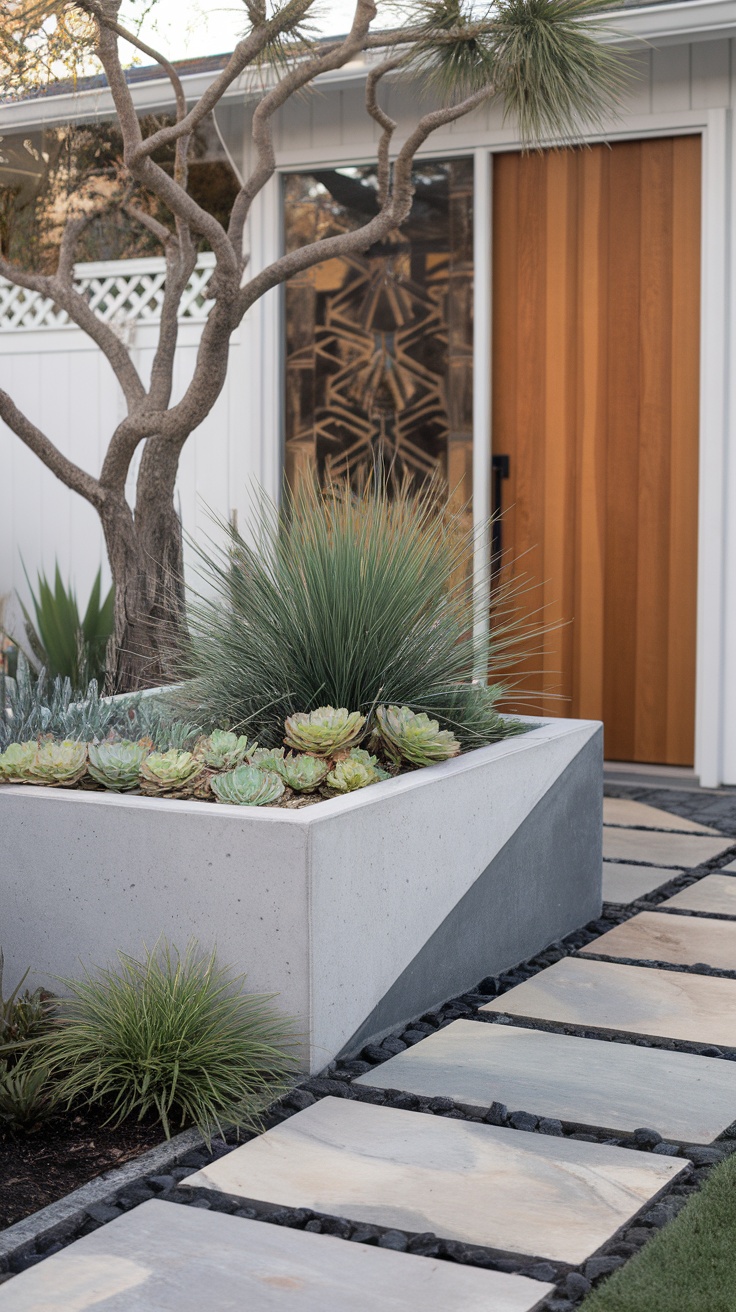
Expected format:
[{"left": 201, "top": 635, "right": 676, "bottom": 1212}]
[{"left": 492, "top": 136, "right": 701, "bottom": 765}]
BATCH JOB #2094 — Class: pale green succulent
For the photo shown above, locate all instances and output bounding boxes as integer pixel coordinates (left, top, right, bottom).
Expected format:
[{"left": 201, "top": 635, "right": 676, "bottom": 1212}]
[
  {"left": 325, "top": 757, "right": 383, "bottom": 793},
  {"left": 210, "top": 764, "right": 285, "bottom": 807},
  {"left": 374, "top": 705, "right": 460, "bottom": 768},
  {"left": 283, "top": 707, "right": 366, "bottom": 758},
  {"left": 139, "top": 749, "right": 205, "bottom": 798},
  {"left": 279, "top": 753, "right": 330, "bottom": 793},
  {"left": 195, "top": 730, "right": 251, "bottom": 771},
  {"left": 27, "top": 740, "right": 88, "bottom": 788},
  {"left": 0, "top": 741, "right": 38, "bottom": 783},
  {"left": 248, "top": 746, "right": 286, "bottom": 773},
  {"left": 348, "top": 747, "right": 391, "bottom": 780},
  {"left": 88, "top": 740, "right": 151, "bottom": 792}
]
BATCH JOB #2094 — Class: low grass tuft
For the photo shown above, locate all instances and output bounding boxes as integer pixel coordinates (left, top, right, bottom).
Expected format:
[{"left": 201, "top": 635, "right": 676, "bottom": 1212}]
[
  {"left": 42, "top": 941, "right": 299, "bottom": 1141},
  {"left": 581, "top": 1151, "right": 736, "bottom": 1312}
]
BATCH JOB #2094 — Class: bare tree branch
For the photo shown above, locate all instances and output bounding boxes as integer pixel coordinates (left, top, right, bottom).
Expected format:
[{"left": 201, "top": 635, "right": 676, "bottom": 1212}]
[
  {"left": 0, "top": 255, "right": 146, "bottom": 410},
  {"left": 227, "top": 0, "right": 379, "bottom": 253},
  {"left": 365, "top": 57, "right": 402, "bottom": 204},
  {"left": 0, "top": 388, "right": 106, "bottom": 509}
]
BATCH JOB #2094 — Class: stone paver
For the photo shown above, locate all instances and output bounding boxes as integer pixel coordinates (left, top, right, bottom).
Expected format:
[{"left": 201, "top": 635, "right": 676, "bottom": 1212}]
[
  {"left": 602, "top": 863, "right": 680, "bottom": 903},
  {"left": 662, "top": 875, "right": 736, "bottom": 917},
  {"left": 0, "top": 1200, "right": 552, "bottom": 1312},
  {"left": 580, "top": 910, "right": 736, "bottom": 970},
  {"left": 721, "top": 859, "right": 736, "bottom": 873},
  {"left": 482, "top": 958, "right": 736, "bottom": 1048},
  {"left": 603, "top": 798, "right": 721, "bottom": 834},
  {"left": 602, "top": 828, "right": 733, "bottom": 869},
  {"left": 354, "top": 1019, "right": 736, "bottom": 1143},
  {"left": 183, "top": 1097, "right": 686, "bottom": 1266}
]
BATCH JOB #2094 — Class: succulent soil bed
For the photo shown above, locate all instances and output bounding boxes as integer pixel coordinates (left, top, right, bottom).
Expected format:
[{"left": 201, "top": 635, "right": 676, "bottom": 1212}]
[{"left": 0, "top": 1105, "right": 163, "bottom": 1230}]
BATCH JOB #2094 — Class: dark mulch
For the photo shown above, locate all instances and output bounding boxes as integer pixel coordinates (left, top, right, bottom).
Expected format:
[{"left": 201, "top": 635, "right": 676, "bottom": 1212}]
[{"left": 0, "top": 1106, "right": 164, "bottom": 1230}]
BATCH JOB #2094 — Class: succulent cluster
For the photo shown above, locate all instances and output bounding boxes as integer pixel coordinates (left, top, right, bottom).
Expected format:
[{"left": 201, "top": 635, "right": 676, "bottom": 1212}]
[
  {"left": 0, "top": 703, "right": 465, "bottom": 807},
  {"left": 211, "top": 764, "right": 285, "bottom": 807},
  {"left": 373, "top": 705, "right": 460, "bottom": 768},
  {"left": 284, "top": 707, "right": 366, "bottom": 757}
]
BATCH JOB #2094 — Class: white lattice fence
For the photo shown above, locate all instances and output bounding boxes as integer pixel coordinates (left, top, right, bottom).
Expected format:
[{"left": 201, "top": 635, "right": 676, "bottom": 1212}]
[{"left": 0, "top": 253, "right": 216, "bottom": 332}]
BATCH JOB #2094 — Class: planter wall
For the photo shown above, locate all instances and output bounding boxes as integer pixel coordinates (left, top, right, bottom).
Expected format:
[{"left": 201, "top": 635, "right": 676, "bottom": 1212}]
[{"left": 1, "top": 716, "right": 602, "bottom": 1073}]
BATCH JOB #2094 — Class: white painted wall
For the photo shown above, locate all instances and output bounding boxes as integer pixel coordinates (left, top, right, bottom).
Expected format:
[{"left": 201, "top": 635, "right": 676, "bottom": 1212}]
[{"left": 1, "top": 31, "right": 735, "bottom": 780}]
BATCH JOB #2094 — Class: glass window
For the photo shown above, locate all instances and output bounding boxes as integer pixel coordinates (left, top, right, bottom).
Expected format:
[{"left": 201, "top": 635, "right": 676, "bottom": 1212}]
[
  {"left": 283, "top": 158, "right": 473, "bottom": 506},
  {"left": 0, "top": 115, "right": 239, "bottom": 271}
]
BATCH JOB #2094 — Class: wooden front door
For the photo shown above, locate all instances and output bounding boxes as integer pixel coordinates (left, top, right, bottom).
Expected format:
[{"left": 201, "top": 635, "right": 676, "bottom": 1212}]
[{"left": 492, "top": 136, "right": 701, "bottom": 766}]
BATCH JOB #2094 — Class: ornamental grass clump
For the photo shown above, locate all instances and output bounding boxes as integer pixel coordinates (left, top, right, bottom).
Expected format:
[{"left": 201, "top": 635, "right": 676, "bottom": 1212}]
[
  {"left": 41, "top": 942, "right": 298, "bottom": 1140},
  {"left": 181, "top": 478, "right": 530, "bottom": 750}
]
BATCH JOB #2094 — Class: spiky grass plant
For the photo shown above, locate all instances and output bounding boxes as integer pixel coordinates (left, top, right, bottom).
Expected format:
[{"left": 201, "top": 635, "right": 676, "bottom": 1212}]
[
  {"left": 41, "top": 942, "right": 298, "bottom": 1140},
  {"left": 398, "top": 0, "right": 627, "bottom": 145},
  {"left": 181, "top": 478, "right": 531, "bottom": 750}
]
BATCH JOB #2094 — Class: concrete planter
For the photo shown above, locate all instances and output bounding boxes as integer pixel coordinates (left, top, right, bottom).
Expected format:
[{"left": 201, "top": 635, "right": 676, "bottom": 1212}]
[{"left": 1, "top": 716, "right": 602, "bottom": 1073}]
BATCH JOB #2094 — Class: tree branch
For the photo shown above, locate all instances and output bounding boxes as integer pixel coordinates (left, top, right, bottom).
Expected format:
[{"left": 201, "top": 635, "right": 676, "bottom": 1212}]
[
  {"left": 227, "top": 0, "right": 379, "bottom": 253},
  {"left": 0, "top": 254, "right": 146, "bottom": 410},
  {"left": 117, "top": 2, "right": 317, "bottom": 165},
  {"left": 0, "top": 389, "right": 107, "bottom": 510},
  {"left": 365, "top": 57, "right": 402, "bottom": 205},
  {"left": 234, "top": 82, "right": 494, "bottom": 318}
]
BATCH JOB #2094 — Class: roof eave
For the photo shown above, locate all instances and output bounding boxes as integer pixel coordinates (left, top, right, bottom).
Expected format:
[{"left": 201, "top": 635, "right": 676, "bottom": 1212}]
[{"left": 1, "top": 0, "right": 735, "bottom": 131}]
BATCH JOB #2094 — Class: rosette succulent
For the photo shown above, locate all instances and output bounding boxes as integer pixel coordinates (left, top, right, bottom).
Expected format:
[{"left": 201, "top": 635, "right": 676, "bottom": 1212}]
[
  {"left": 325, "top": 756, "right": 381, "bottom": 793},
  {"left": 0, "top": 741, "right": 38, "bottom": 783},
  {"left": 195, "top": 730, "right": 251, "bottom": 771},
  {"left": 139, "top": 749, "right": 205, "bottom": 798},
  {"left": 211, "top": 764, "right": 285, "bottom": 807},
  {"left": 374, "top": 705, "right": 460, "bottom": 768},
  {"left": 347, "top": 747, "right": 391, "bottom": 780},
  {"left": 88, "top": 740, "right": 151, "bottom": 792},
  {"left": 279, "top": 753, "right": 330, "bottom": 793},
  {"left": 248, "top": 746, "right": 286, "bottom": 772},
  {"left": 283, "top": 707, "right": 366, "bottom": 757},
  {"left": 26, "top": 740, "right": 88, "bottom": 787}
]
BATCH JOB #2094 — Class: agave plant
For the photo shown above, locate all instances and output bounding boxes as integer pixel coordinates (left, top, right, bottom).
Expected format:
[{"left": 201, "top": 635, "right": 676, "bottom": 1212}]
[
  {"left": 139, "top": 749, "right": 205, "bottom": 799},
  {"left": 195, "top": 730, "right": 251, "bottom": 771},
  {"left": 374, "top": 705, "right": 460, "bottom": 768},
  {"left": 87, "top": 739, "right": 151, "bottom": 792},
  {"left": 248, "top": 746, "right": 285, "bottom": 772},
  {"left": 26, "top": 739, "right": 88, "bottom": 787},
  {"left": 0, "top": 740, "right": 38, "bottom": 782},
  {"left": 283, "top": 707, "right": 366, "bottom": 758},
  {"left": 279, "top": 753, "right": 330, "bottom": 793},
  {"left": 325, "top": 757, "right": 381, "bottom": 794},
  {"left": 210, "top": 764, "right": 285, "bottom": 807}
]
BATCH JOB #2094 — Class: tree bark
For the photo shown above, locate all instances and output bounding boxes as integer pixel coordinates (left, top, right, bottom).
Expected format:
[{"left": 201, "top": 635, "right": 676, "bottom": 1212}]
[{"left": 101, "top": 470, "right": 186, "bottom": 691}]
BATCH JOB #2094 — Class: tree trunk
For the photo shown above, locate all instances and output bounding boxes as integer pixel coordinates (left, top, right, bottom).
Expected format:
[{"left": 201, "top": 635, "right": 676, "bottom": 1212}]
[{"left": 101, "top": 480, "right": 186, "bottom": 692}]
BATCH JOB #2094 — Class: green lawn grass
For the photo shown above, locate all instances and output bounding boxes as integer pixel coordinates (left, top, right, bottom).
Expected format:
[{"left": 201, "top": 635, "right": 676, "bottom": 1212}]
[{"left": 580, "top": 1151, "right": 736, "bottom": 1312}]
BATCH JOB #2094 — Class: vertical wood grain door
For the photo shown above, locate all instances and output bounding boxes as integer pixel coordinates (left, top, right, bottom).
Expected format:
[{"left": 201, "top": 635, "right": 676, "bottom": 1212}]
[{"left": 492, "top": 136, "right": 701, "bottom": 765}]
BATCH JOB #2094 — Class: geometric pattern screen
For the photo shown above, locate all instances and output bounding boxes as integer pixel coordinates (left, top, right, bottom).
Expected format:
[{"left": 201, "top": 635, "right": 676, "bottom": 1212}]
[{"left": 283, "top": 159, "right": 474, "bottom": 504}]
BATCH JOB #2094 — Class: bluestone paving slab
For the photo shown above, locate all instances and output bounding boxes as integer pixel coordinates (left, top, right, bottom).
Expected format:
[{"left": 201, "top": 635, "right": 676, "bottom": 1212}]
[
  {"left": 603, "top": 798, "right": 721, "bottom": 834},
  {"left": 183, "top": 1097, "right": 686, "bottom": 1266},
  {"left": 353, "top": 1019, "right": 736, "bottom": 1143},
  {"left": 602, "top": 829, "right": 733, "bottom": 868},
  {"left": 0, "top": 1201, "right": 551, "bottom": 1312},
  {"left": 663, "top": 875, "right": 736, "bottom": 917},
  {"left": 580, "top": 910, "right": 736, "bottom": 970},
  {"left": 481, "top": 958, "right": 736, "bottom": 1048},
  {"left": 602, "top": 863, "right": 681, "bottom": 903}
]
